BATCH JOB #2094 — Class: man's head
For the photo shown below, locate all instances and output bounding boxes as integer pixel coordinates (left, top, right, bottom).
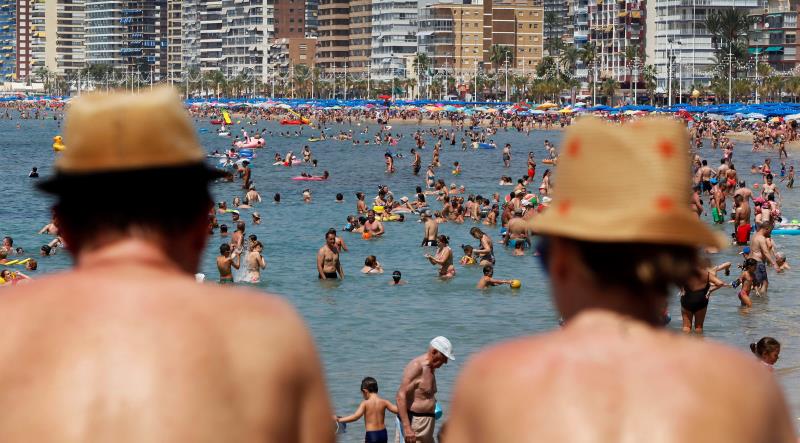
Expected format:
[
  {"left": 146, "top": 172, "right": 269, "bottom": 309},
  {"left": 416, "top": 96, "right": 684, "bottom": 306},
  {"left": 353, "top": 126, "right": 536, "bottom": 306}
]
[
  {"left": 367, "top": 210, "right": 375, "bottom": 221},
  {"left": 40, "top": 245, "right": 51, "bottom": 256},
  {"left": 37, "top": 88, "right": 223, "bottom": 274},
  {"left": 528, "top": 118, "right": 723, "bottom": 324},
  {"left": 392, "top": 270, "right": 402, "bottom": 283},
  {"left": 483, "top": 265, "right": 494, "bottom": 276},
  {"left": 2, "top": 237, "right": 12, "bottom": 248},
  {"left": 429, "top": 336, "right": 455, "bottom": 368},
  {"left": 325, "top": 231, "right": 336, "bottom": 246},
  {"left": 219, "top": 243, "right": 231, "bottom": 256}
]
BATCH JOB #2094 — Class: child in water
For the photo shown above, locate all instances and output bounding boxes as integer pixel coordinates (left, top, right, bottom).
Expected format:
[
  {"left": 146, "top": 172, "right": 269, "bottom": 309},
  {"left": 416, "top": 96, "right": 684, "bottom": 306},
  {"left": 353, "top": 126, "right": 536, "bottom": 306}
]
[
  {"left": 460, "top": 245, "right": 476, "bottom": 265},
  {"left": 335, "top": 377, "right": 398, "bottom": 443},
  {"left": 750, "top": 337, "right": 781, "bottom": 371},
  {"left": 476, "top": 265, "right": 514, "bottom": 289},
  {"left": 452, "top": 161, "right": 461, "bottom": 175}
]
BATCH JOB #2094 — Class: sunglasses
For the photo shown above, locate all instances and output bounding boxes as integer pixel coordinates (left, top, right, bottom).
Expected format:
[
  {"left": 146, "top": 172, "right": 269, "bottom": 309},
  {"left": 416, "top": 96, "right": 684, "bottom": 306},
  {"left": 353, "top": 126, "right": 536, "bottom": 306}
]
[{"left": 535, "top": 237, "right": 551, "bottom": 275}]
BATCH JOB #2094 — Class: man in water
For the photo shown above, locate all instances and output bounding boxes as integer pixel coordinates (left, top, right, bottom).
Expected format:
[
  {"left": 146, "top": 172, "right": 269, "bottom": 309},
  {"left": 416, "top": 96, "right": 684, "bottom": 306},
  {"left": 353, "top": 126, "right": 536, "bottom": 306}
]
[
  {"left": 246, "top": 185, "right": 262, "bottom": 204},
  {"left": 395, "top": 337, "right": 454, "bottom": 443},
  {"left": 420, "top": 211, "right": 438, "bottom": 247},
  {"left": 733, "top": 194, "right": 751, "bottom": 246},
  {"left": 5, "top": 88, "right": 333, "bottom": 441},
  {"left": 695, "top": 159, "right": 715, "bottom": 195},
  {"left": 447, "top": 118, "right": 795, "bottom": 442},
  {"left": 241, "top": 160, "right": 252, "bottom": 190},
  {"left": 502, "top": 143, "right": 511, "bottom": 168},
  {"left": 216, "top": 243, "right": 240, "bottom": 283},
  {"left": 750, "top": 222, "right": 778, "bottom": 294},
  {"left": 317, "top": 231, "right": 343, "bottom": 279},
  {"left": 411, "top": 149, "right": 421, "bottom": 175},
  {"left": 364, "top": 210, "right": 385, "bottom": 237}
]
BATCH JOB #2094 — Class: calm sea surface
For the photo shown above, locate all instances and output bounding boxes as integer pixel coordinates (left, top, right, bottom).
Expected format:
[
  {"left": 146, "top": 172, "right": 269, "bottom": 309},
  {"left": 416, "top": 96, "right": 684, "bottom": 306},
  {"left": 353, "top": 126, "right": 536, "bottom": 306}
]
[{"left": 1, "top": 117, "right": 799, "bottom": 440}]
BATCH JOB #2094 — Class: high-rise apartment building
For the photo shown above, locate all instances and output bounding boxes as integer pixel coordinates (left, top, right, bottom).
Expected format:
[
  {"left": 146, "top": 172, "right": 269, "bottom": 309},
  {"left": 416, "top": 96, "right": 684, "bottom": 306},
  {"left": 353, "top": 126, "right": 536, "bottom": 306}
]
[
  {"left": 316, "top": 0, "right": 371, "bottom": 75},
  {"left": 588, "top": 0, "right": 645, "bottom": 86},
  {"left": 0, "top": 1, "right": 13, "bottom": 82},
  {"left": 305, "top": 0, "right": 319, "bottom": 37},
  {"left": 15, "top": 0, "right": 35, "bottom": 82},
  {"left": 167, "top": 0, "right": 181, "bottom": 81},
  {"left": 749, "top": 0, "right": 797, "bottom": 73},
  {"left": 649, "top": 0, "right": 758, "bottom": 91},
  {"left": 54, "top": 0, "right": 85, "bottom": 78},
  {"left": 543, "top": 0, "right": 570, "bottom": 51},
  {"left": 418, "top": 2, "right": 484, "bottom": 74},
  {"left": 181, "top": 0, "right": 223, "bottom": 74},
  {"left": 481, "top": 0, "right": 544, "bottom": 71},
  {"left": 221, "top": 0, "right": 273, "bottom": 81},
  {"left": 371, "top": 0, "right": 418, "bottom": 80},
  {"left": 85, "top": 1, "right": 168, "bottom": 79}
]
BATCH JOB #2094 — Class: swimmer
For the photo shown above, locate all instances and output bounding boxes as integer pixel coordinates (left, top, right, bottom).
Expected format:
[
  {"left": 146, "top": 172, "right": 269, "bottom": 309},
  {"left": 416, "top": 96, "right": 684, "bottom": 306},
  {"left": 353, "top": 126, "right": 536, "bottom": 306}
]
[
  {"left": 385, "top": 153, "right": 395, "bottom": 173},
  {"left": 216, "top": 244, "right": 240, "bottom": 283},
  {"left": 476, "top": 265, "right": 514, "bottom": 289},
  {"left": 737, "top": 258, "right": 758, "bottom": 307},
  {"left": 389, "top": 270, "right": 407, "bottom": 286},
  {"left": 452, "top": 162, "right": 461, "bottom": 175},
  {"left": 361, "top": 255, "right": 384, "bottom": 274},
  {"left": 328, "top": 228, "right": 348, "bottom": 252},
  {"left": 28, "top": 167, "right": 39, "bottom": 178},
  {"left": 470, "top": 227, "right": 495, "bottom": 266},
  {"left": 336, "top": 193, "right": 344, "bottom": 203},
  {"left": 420, "top": 210, "right": 438, "bottom": 247},
  {"left": 317, "top": 231, "right": 343, "bottom": 280},
  {"left": 750, "top": 337, "right": 781, "bottom": 371},
  {"left": 219, "top": 224, "right": 229, "bottom": 237},
  {"left": 460, "top": 245, "right": 476, "bottom": 265},
  {"left": 356, "top": 192, "right": 367, "bottom": 214},
  {"left": 425, "top": 234, "right": 455, "bottom": 279},
  {"left": 244, "top": 241, "right": 266, "bottom": 283},
  {"left": 364, "top": 210, "right": 385, "bottom": 237},
  {"left": 251, "top": 212, "right": 261, "bottom": 225},
  {"left": 775, "top": 253, "right": 790, "bottom": 273},
  {"left": 303, "top": 189, "right": 312, "bottom": 203}
]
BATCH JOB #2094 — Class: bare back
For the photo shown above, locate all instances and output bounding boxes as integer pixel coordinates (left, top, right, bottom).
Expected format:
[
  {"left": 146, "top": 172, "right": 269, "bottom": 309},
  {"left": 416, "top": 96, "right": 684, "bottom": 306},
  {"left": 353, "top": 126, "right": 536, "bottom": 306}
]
[
  {"left": 448, "top": 311, "right": 794, "bottom": 442},
  {"left": 0, "top": 263, "right": 333, "bottom": 442}
]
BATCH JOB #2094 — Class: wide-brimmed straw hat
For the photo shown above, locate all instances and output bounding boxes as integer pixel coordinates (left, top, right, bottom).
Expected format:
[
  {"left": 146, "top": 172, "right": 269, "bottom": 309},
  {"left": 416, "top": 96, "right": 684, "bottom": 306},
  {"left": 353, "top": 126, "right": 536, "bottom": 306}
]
[
  {"left": 529, "top": 117, "right": 726, "bottom": 248},
  {"left": 39, "top": 87, "right": 223, "bottom": 194}
]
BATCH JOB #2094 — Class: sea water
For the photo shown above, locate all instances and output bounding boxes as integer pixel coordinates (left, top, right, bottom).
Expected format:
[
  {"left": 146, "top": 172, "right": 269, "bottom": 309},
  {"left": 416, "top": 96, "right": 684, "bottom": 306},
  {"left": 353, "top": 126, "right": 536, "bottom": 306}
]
[{"left": 1, "top": 118, "right": 799, "bottom": 441}]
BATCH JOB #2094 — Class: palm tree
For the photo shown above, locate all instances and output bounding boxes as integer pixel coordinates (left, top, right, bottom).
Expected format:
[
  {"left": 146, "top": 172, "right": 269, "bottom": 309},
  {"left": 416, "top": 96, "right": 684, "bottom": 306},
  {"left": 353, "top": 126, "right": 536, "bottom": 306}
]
[
  {"left": 34, "top": 66, "right": 51, "bottom": 93},
  {"left": 412, "top": 53, "right": 431, "bottom": 100},
  {"left": 706, "top": 9, "right": 752, "bottom": 71},
  {"left": 602, "top": 77, "right": 619, "bottom": 105},
  {"left": 624, "top": 44, "right": 641, "bottom": 100},
  {"left": 642, "top": 64, "right": 657, "bottom": 105},
  {"left": 293, "top": 64, "right": 311, "bottom": 98},
  {"left": 560, "top": 46, "right": 580, "bottom": 76}
]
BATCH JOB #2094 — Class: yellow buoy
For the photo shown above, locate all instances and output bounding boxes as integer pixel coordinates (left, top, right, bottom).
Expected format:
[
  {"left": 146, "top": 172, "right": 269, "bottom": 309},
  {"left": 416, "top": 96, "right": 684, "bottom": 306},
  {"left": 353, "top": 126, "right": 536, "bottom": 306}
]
[{"left": 52, "top": 135, "right": 66, "bottom": 152}]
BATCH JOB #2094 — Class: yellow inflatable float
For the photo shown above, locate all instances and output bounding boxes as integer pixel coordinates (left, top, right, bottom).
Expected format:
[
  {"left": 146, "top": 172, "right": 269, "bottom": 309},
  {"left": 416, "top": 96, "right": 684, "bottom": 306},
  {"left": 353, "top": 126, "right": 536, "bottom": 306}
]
[{"left": 52, "top": 135, "right": 66, "bottom": 152}]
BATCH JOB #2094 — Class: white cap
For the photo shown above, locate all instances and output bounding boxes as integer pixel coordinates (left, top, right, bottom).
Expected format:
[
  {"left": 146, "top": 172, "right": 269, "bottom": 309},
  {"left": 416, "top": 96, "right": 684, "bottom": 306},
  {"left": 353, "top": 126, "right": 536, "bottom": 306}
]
[
  {"left": 430, "top": 336, "right": 455, "bottom": 360},
  {"left": 541, "top": 196, "right": 553, "bottom": 204},
  {"left": 195, "top": 273, "right": 206, "bottom": 283}
]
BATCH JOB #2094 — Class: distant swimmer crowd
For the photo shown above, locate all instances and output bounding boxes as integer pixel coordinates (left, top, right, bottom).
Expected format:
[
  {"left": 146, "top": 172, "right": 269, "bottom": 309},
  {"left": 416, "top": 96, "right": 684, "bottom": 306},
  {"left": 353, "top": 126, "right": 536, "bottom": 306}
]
[{"left": 0, "top": 88, "right": 797, "bottom": 443}]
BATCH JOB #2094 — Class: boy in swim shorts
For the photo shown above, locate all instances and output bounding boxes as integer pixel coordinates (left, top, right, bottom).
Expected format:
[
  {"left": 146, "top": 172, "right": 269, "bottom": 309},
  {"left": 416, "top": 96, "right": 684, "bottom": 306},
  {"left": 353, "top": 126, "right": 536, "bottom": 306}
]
[{"left": 335, "top": 377, "right": 399, "bottom": 443}]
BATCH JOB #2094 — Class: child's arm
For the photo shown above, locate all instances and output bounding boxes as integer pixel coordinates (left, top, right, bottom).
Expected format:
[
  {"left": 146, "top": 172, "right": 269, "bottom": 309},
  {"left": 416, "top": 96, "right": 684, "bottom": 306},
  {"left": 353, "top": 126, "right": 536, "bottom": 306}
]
[
  {"left": 384, "top": 399, "right": 399, "bottom": 415},
  {"left": 336, "top": 401, "right": 366, "bottom": 424}
]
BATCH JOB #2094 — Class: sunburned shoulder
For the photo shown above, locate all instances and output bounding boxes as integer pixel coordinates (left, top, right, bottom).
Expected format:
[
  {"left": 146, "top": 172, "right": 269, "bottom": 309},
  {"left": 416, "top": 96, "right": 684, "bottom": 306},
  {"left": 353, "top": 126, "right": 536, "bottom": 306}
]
[
  {"left": 0, "top": 270, "right": 300, "bottom": 325},
  {"left": 460, "top": 324, "right": 769, "bottom": 391}
]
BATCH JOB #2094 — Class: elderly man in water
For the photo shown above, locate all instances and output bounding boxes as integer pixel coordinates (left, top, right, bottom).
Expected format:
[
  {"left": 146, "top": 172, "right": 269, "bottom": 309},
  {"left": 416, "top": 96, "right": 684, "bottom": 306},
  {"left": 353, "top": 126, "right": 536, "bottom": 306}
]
[{"left": 0, "top": 88, "right": 333, "bottom": 442}]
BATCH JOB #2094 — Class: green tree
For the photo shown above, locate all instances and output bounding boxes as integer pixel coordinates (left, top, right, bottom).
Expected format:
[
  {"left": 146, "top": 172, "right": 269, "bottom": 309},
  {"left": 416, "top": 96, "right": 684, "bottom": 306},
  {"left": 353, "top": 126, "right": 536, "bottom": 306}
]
[
  {"left": 412, "top": 53, "right": 431, "bottom": 99},
  {"left": 602, "top": 77, "right": 619, "bottom": 105}
]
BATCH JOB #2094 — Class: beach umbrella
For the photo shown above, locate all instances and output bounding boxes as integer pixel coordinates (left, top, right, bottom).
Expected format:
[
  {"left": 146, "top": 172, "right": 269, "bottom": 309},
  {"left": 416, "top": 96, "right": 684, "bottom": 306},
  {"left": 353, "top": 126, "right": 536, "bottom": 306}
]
[
  {"left": 558, "top": 108, "right": 573, "bottom": 114},
  {"left": 536, "top": 102, "right": 559, "bottom": 110}
]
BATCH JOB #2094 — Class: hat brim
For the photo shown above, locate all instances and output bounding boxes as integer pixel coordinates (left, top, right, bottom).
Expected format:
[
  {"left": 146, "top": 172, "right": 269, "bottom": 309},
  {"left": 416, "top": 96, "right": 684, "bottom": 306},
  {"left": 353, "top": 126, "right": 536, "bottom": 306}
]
[
  {"left": 37, "top": 163, "right": 227, "bottom": 195},
  {"left": 529, "top": 208, "right": 728, "bottom": 250}
]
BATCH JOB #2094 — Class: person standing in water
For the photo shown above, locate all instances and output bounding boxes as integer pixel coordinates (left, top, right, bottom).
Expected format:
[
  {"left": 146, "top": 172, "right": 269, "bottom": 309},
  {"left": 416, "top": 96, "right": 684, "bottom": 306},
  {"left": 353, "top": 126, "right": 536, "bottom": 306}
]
[
  {"left": 425, "top": 235, "right": 455, "bottom": 279},
  {"left": 245, "top": 241, "right": 266, "bottom": 283},
  {"left": 16, "top": 88, "right": 333, "bottom": 442},
  {"left": 502, "top": 143, "right": 511, "bottom": 168},
  {"left": 317, "top": 230, "right": 343, "bottom": 280},
  {"left": 447, "top": 118, "right": 795, "bottom": 442},
  {"left": 216, "top": 243, "right": 240, "bottom": 283}
]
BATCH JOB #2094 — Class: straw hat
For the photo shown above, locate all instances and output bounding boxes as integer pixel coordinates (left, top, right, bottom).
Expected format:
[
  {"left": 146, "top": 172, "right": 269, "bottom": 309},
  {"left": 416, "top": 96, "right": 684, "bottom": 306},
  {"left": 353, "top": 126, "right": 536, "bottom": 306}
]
[
  {"left": 39, "top": 87, "right": 222, "bottom": 193},
  {"left": 529, "top": 117, "right": 725, "bottom": 248}
]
